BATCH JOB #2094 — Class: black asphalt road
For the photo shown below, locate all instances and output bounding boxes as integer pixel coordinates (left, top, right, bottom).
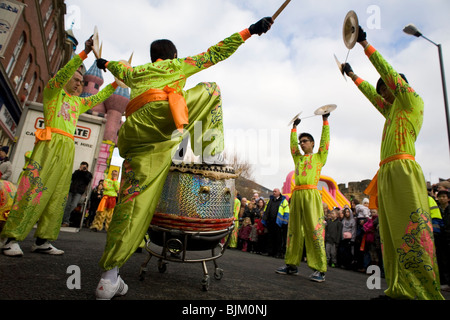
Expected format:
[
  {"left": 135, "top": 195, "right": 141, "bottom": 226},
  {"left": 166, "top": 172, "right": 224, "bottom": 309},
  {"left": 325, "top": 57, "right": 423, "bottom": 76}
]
[{"left": 1, "top": 227, "right": 449, "bottom": 316}]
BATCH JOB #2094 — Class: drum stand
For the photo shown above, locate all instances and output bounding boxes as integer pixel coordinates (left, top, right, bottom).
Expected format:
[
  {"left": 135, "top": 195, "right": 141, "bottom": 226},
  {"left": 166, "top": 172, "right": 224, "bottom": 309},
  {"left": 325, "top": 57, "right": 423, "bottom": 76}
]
[{"left": 139, "top": 224, "right": 234, "bottom": 291}]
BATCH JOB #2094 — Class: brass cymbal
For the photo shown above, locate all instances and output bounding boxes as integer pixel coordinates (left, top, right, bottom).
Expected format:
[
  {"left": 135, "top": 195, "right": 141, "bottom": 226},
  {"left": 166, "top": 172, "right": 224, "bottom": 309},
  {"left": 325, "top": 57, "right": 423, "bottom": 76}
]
[
  {"left": 314, "top": 104, "right": 337, "bottom": 115},
  {"left": 287, "top": 112, "right": 303, "bottom": 126},
  {"left": 343, "top": 10, "right": 359, "bottom": 49}
]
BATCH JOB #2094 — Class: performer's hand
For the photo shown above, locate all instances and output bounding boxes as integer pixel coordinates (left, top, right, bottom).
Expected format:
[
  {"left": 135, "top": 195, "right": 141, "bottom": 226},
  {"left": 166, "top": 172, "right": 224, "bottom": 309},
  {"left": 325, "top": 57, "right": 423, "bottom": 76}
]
[
  {"left": 342, "top": 63, "right": 354, "bottom": 77},
  {"left": 249, "top": 17, "right": 274, "bottom": 36},
  {"left": 293, "top": 118, "right": 301, "bottom": 128},
  {"left": 85, "top": 35, "right": 94, "bottom": 54},
  {"left": 357, "top": 26, "right": 367, "bottom": 43},
  {"left": 96, "top": 58, "right": 108, "bottom": 72},
  {"left": 322, "top": 113, "right": 330, "bottom": 121}
]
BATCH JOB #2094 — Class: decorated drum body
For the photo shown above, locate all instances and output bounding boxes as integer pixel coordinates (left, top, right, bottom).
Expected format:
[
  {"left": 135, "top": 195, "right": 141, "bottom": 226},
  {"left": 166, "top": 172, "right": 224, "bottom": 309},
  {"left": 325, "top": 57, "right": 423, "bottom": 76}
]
[{"left": 152, "top": 164, "right": 237, "bottom": 232}]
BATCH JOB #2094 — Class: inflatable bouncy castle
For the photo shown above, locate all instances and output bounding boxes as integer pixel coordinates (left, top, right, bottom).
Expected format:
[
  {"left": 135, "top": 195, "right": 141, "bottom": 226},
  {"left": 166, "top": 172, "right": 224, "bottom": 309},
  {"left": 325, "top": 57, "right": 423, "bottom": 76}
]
[{"left": 282, "top": 171, "right": 350, "bottom": 210}]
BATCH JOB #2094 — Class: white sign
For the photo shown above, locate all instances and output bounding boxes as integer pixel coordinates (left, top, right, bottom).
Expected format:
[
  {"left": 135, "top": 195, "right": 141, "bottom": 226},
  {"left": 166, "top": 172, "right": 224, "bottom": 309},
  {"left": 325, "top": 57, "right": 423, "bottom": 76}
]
[{"left": 0, "top": 0, "right": 25, "bottom": 57}]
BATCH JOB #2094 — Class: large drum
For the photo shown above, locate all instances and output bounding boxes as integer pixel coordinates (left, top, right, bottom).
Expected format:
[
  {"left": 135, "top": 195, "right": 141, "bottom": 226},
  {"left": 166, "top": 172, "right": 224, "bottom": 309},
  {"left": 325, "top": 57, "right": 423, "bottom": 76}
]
[
  {"left": 141, "top": 164, "right": 238, "bottom": 290},
  {"left": 151, "top": 163, "right": 238, "bottom": 232}
]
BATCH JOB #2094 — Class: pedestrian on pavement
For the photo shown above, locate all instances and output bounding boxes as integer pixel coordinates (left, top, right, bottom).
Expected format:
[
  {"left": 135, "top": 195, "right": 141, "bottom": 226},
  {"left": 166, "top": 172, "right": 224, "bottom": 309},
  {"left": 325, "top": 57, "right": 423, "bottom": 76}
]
[
  {"left": 325, "top": 208, "right": 342, "bottom": 268},
  {"left": 62, "top": 161, "right": 92, "bottom": 227},
  {"left": 262, "top": 188, "right": 290, "bottom": 258}
]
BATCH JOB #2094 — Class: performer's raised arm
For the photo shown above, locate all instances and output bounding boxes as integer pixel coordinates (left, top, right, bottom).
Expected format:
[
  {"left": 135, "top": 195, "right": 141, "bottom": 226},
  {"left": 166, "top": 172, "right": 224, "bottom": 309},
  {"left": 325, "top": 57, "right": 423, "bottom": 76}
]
[
  {"left": 317, "top": 113, "right": 330, "bottom": 165},
  {"left": 180, "top": 17, "right": 272, "bottom": 78},
  {"left": 78, "top": 81, "right": 118, "bottom": 114},
  {"left": 96, "top": 17, "right": 274, "bottom": 86},
  {"left": 342, "top": 62, "right": 391, "bottom": 118},
  {"left": 46, "top": 37, "right": 93, "bottom": 92},
  {"left": 357, "top": 26, "right": 420, "bottom": 112},
  {"left": 290, "top": 118, "right": 302, "bottom": 161}
]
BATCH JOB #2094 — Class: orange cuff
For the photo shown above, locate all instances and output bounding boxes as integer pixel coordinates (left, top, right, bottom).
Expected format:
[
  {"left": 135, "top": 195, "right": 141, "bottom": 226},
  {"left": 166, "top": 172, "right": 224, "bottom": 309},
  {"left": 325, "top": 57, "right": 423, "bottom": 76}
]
[
  {"left": 323, "top": 120, "right": 329, "bottom": 125},
  {"left": 79, "top": 51, "right": 88, "bottom": 60},
  {"left": 364, "top": 45, "right": 376, "bottom": 58},
  {"left": 239, "top": 29, "right": 251, "bottom": 41},
  {"left": 291, "top": 128, "right": 297, "bottom": 132},
  {"left": 111, "top": 81, "right": 119, "bottom": 89},
  {"left": 354, "top": 77, "right": 364, "bottom": 87}
]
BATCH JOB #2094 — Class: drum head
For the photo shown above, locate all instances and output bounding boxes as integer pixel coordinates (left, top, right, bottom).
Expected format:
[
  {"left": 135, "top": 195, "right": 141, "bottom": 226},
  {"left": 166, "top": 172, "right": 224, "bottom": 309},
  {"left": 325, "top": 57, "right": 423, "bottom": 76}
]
[
  {"left": 343, "top": 10, "right": 359, "bottom": 49},
  {"left": 170, "top": 163, "right": 238, "bottom": 180},
  {"left": 314, "top": 104, "right": 337, "bottom": 115}
]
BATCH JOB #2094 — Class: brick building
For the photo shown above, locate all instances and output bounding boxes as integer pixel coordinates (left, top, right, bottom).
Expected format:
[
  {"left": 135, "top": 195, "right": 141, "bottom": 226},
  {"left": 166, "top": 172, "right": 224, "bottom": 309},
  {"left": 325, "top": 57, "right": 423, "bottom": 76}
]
[{"left": 0, "top": 0, "right": 68, "bottom": 152}]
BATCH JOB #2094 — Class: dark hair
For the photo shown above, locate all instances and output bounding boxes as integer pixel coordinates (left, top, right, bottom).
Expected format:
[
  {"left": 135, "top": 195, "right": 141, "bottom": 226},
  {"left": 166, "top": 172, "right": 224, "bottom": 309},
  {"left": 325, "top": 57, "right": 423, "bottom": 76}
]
[
  {"left": 437, "top": 190, "right": 450, "bottom": 198},
  {"left": 376, "top": 73, "right": 408, "bottom": 94},
  {"left": 299, "top": 132, "right": 314, "bottom": 143},
  {"left": 150, "top": 39, "right": 177, "bottom": 63},
  {"left": 81, "top": 161, "right": 89, "bottom": 167}
]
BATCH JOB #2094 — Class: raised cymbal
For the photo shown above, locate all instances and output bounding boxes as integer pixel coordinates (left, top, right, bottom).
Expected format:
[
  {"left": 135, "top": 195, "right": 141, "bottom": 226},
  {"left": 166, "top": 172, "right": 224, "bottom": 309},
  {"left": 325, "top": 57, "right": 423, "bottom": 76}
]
[
  {"left": 287, "top": 112, "right": 302, "bottom": 126},
  {"left": 314, "top": 104, "right": 337, "bottom": 115},
  {"left": 334, "top": 54, "right": 346, "bottom": 81},
  {"left": 92, "top": 26, "right": 101, "bottom": 59},
  {"left": 343, "top": 10, "right": 359, "bottom": 49}
]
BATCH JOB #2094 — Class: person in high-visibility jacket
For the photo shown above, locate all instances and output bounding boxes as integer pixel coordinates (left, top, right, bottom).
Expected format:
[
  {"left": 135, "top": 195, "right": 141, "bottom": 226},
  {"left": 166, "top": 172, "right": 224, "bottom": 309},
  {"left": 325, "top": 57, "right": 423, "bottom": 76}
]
[
  {"left": 262, "top": 188, "right": 289, "bottom": 258},
  {"left": 228, "top": 196, "right": 241, "bottom": 249},
  {"left": 342, "top": 26, "right": 443, "bottom": 300}
]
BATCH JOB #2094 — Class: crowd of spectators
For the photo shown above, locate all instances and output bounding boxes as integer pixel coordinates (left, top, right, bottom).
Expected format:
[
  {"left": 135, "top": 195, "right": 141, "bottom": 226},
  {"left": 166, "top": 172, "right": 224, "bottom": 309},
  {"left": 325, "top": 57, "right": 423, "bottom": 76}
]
[{"left": 233, "top": 180, "right": 450, "bottom": 287}]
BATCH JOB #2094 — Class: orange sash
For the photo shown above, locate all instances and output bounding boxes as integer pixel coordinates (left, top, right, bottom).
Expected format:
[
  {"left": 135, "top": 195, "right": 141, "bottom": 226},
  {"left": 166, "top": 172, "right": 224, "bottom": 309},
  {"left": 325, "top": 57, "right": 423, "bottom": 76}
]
[
  {"left": 292, "top": 185, "right": 317, "bottom": 192},
  {"left": 125, "top": 86, "right": 188, "bottom": 132},
  {"left": 35, "top": 127, "right": 74, "bottom": 144},
  {"left": 364, "top": 154, "right": 416, "bottom": 209}
]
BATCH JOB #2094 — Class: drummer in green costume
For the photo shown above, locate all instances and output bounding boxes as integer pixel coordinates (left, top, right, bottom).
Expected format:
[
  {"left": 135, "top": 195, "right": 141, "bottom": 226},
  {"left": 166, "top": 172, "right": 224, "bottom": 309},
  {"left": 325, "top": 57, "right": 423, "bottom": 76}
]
[
  {"left": 276, "top": 113, "right": 330, "bottom": 282},
  {"left": 0, "top": 37, "right": 117, "bottom": 257},
  {"left": 94, "top": 17, "right": 273, "bottom": 300},
  {"left": 342, "top": 26, "right": 444, "bottom": 300}
]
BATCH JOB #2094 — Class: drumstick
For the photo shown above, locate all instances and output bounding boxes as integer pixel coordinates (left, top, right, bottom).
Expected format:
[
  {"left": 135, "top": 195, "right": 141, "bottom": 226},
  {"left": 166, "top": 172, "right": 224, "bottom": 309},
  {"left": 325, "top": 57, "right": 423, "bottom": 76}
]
[{"left": 272, "top": 0, "right": 291, "bottom": 20}]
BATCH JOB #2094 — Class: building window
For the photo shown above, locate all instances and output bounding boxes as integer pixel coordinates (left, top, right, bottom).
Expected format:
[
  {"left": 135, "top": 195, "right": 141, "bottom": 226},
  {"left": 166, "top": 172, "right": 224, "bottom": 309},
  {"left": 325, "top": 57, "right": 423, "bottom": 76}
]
[
  {"left": 24, "top": 72, "right": 37, "bottom": 103},
  {"left": 47, "top": 23, "right": 56, "bottom": 46},
  {"left": 43, "top": 3, "right": 53, "bottom": 26},
  {"left": 15, "top": 55, "right": 31, "bottom": 94},
  {"left": 33, "top": 86, "right": 41, "bottom": 102},
  {"left": 5, "top": 33, "right": 25, "bottom": 77}
]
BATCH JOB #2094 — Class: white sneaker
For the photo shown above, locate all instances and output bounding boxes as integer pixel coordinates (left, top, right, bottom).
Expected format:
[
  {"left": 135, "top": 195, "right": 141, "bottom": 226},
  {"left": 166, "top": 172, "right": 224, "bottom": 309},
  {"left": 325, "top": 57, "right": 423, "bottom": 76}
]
[
  {"left": 95, "top": 276, "right": 128, "bottom": 300},
  {"left": 1, "top": 240, "right": 24, "bottom": 257},
  {"left": 31, "top": 241, "right": 64, "bottom": 255}
]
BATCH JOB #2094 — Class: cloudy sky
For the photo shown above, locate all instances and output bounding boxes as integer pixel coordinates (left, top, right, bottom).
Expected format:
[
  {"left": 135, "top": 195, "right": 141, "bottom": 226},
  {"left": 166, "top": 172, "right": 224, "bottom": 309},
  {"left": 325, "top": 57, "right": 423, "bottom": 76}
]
[{"left": 65, "top": 0, "right": 450, "bottom": 192}]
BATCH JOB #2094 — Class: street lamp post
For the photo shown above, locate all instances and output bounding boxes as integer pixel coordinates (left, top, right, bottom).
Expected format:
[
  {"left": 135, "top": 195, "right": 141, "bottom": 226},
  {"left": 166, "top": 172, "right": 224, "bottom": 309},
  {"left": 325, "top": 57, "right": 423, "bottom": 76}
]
[{"left": 403, "top": 24, "right": 450, "bottom": 154}]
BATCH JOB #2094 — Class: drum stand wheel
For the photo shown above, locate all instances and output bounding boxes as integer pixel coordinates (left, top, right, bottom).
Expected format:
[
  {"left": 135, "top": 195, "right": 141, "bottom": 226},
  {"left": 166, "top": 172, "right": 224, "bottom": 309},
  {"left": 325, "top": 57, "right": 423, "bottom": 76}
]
[{"left": 139, "top": 224, "right": 233, "bottom": 291}]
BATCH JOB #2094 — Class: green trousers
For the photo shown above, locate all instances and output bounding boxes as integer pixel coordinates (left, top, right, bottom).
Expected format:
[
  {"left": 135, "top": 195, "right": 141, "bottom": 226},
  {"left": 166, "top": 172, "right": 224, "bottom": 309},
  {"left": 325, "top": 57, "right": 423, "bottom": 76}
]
[
  {"left": 99, "top": 82, "right": 224, "bottom": 270},
  {"left": 285, "top": 189, "right": 327, "bottom": 273},
  {"left": 378, "top": 159, "right": 444, "bottom": 300},
  {"left": 1, "top": 134, "right": 74, "bottom": 241}
]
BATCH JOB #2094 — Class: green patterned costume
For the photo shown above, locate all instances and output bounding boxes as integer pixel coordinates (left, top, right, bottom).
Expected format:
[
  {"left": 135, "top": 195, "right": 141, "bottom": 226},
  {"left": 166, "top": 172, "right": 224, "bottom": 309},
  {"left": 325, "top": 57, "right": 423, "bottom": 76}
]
[
  {"left": 99, "top": 30, "right": 252, "bottom": 270},
  {"left": 1, "top": 52, "right": 116, "bottom": 242},
  {"left": 285, "top": 121, "right": 330, "bottom": 273},
  {"left": 353, "top": 44, "right": 443, "bottom": 300}
]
